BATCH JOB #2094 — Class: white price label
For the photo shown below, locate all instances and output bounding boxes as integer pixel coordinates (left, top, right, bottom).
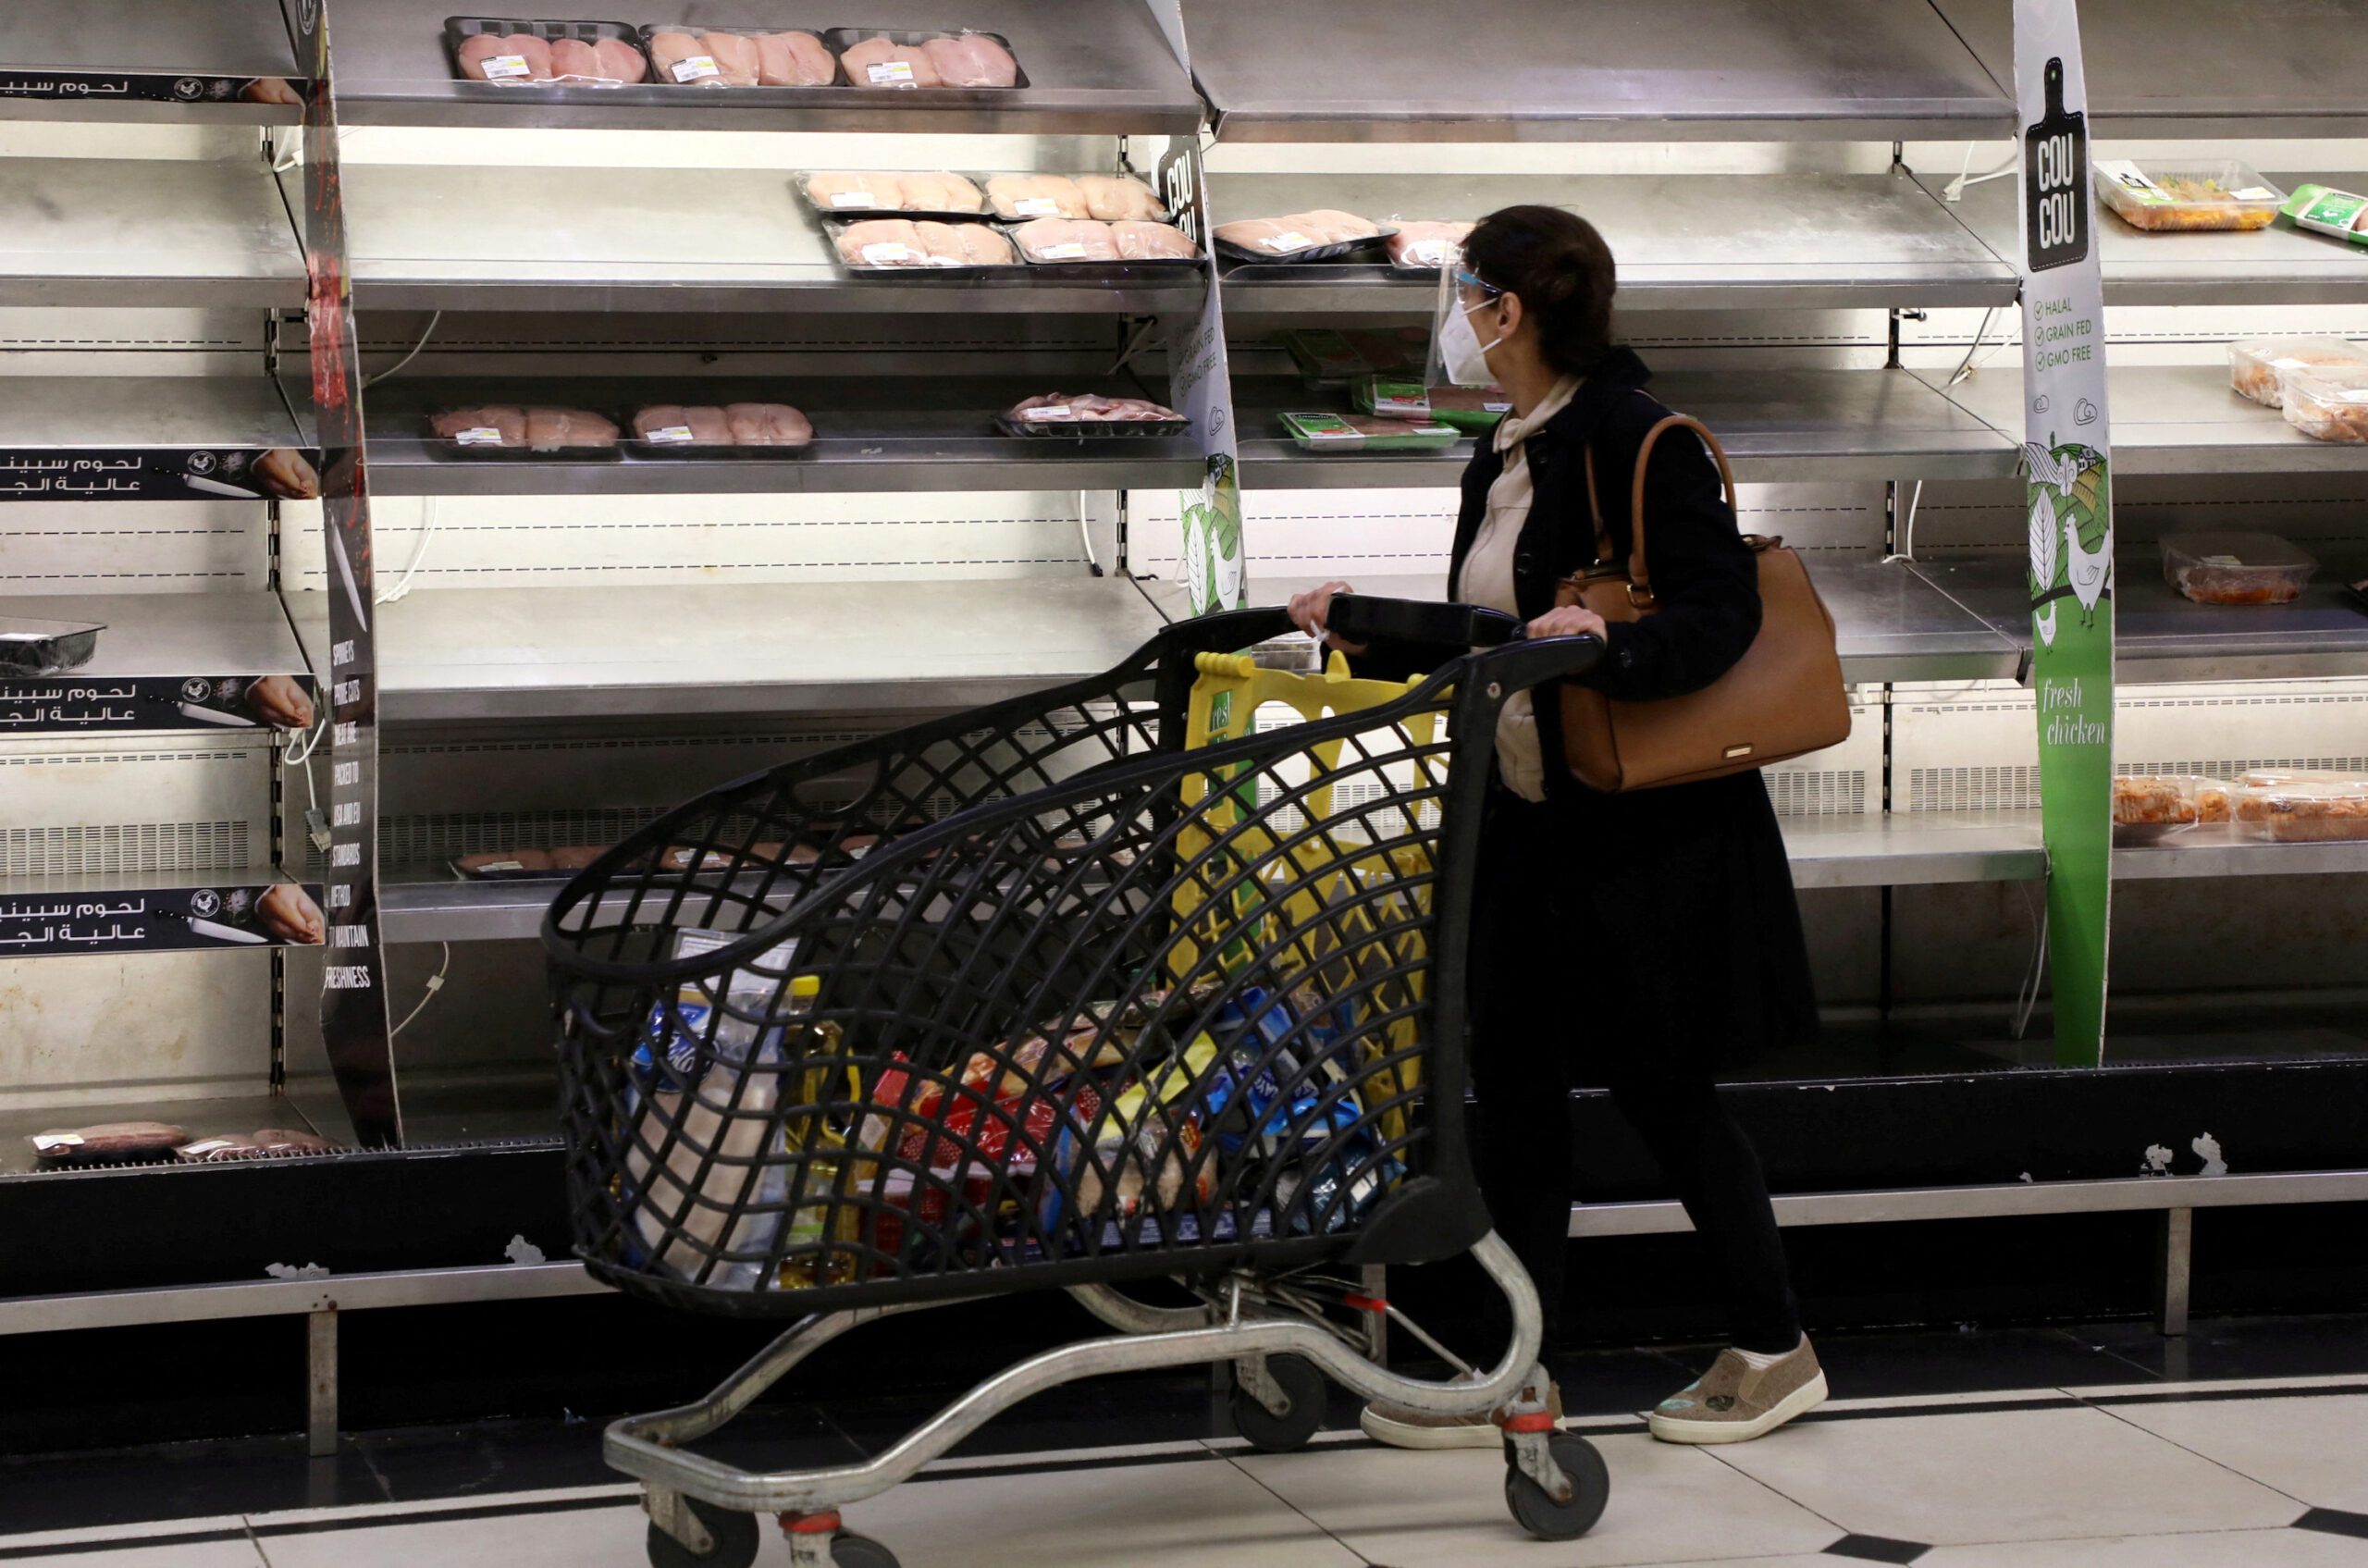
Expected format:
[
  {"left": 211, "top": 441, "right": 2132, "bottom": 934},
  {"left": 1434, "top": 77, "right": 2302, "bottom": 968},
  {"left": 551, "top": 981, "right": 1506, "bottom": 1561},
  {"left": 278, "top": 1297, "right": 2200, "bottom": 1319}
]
[
  {"left": 2233, "top": 186, "right": 2280, "bottom": 201},
  {"left": 453, "top": 426, "right": 504, "bottom": 446},
  {"left": 1403, "top": 241, "right": 1458, "bottom": 266},
  {"left": 671, "top": 54, "right": 721, "bottom": 81},
  {"left": 1264, "top": 231, "right": 1314, "bottom": 252},
  {"left": 866, "top": 59, "right": 917, "bottom": 85},
  {"left": 859, "top": 242, "right": 915, "bottom": 265},
  {"left": 1014, "top": 197, "right": 1062, "bottom": 216},
  {"left": 1483, "top": 400, "right": 1512, "bottom": 412},
  {"left": 2096, "top": 158, "right": 2169, "bottom": 204},
  {"left": 2271, "top": 357, "right": 2313, "bottom": 369},
  {"left": 645, "top": 426, "right": 696, "bottom": 444},
  {"left": 830, "top": 191, "right": 877, "bottom": 208},
  {"left": 2341, "top": 388, "right": 2368, "bottom": 400},
  {"left": 481, "top": 54, "right": 532, "bottom": 80},
  {"left": 1035, "top": 241, "right": 1089, "bottom": 260},
  {"left": 1023, "top": 405, "right": 1074, "bottom": 421}
]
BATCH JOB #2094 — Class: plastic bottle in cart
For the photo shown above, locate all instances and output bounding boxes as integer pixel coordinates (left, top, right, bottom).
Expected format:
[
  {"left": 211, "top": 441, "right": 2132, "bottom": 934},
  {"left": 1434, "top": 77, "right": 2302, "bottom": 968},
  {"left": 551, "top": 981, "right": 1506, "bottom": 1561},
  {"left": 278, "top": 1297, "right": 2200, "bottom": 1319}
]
[{"left": 777, "top": 975, "right": 863, "bottom": 1288}]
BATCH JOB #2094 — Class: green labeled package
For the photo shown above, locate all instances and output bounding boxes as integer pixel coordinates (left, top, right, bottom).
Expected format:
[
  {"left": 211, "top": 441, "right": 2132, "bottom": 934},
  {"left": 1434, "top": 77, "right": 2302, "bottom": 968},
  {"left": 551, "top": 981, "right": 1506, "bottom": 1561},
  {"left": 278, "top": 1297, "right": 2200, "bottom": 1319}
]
[
  {"left": 2284, "top": 184, "right": 2368, "bottom": 246},
  {"left": 1281, "top": 412, "right": 1458, "bottom": 451}
]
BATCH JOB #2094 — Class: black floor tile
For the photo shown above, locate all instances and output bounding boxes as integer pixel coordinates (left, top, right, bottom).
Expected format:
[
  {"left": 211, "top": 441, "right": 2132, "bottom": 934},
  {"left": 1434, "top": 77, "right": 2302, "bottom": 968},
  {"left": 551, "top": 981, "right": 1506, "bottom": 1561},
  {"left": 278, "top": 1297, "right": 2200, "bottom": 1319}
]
[
  {"left": 1546, "top": 1345, "right": 1698, "bottom": 1416},
  {"left": 1790, "top": 1324, "right": 2157, "bottom": 1400},
  {"left": 2295, "top": 1507, "right": 2368, "bottom": 1541},
  {"left": 354, "top": 1418, "right": 622, "bottom": 1504},
  {"left": 0, "top": 1435, "right": 383, "bottom": 1534},
  {"left": 821, "top": 1370, "right": 1234, "bottom": 1460},
  {"left": 2060, "top": 1314, "right": 2368, "bottom": 1385},
  {"left": 1825, "top": 1535, "right": 1932, "bottom": 1563}
]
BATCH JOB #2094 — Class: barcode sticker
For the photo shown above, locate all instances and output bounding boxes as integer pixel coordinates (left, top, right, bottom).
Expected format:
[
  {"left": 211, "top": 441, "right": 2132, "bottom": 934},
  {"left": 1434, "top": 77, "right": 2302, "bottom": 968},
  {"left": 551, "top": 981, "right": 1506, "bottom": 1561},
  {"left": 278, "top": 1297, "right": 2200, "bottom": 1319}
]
[
  {"left": 1264, "top": 231, "right": 1315, "bottom": 252},
  {"left": 646, "top": 426, "right": 696, "bottom": 444},
  {"left": 1023, "top": 405, "right": 1074, "bottom": 420},
  {"left": 830, "top": 191, "right": 877, "bottom": 208},
  {"left": 860, "top": 242, "right": 915, "bottom": 265},
  {"left": 671, "top": 55, "right": 721, "bottom": 81},
  {"left": 1014, "top": 197, "right": 1062, "bottom": 216},
  {"left": 2233, "top": 186, "right": 2280, "bottom": 201},
  {"left": 1035, "top": 241, "right": 1090, "bottom": 260},
  {"left": 2097, "top": 159, "right": 2169, "bottom": 204},
  {"left": 867, "top": 59, "right": 917, "bottom": 84},
  {"left": 1403, "top": 241, "right": 1458, "bottom": 266},
  {"left": 481, "top": 55, "right": 532, "bottom": 80},
  {"left": 453, "top": 426, "right": 504, "bottom": 446}
]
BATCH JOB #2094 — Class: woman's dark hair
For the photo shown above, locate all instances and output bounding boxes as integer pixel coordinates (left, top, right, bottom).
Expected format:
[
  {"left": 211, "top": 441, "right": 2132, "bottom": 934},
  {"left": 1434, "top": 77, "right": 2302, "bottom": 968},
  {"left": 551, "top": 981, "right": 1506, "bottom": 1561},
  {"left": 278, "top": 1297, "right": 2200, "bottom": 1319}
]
[{"left": 1462, "top": 205, "right": 1616, "bottom": 376}]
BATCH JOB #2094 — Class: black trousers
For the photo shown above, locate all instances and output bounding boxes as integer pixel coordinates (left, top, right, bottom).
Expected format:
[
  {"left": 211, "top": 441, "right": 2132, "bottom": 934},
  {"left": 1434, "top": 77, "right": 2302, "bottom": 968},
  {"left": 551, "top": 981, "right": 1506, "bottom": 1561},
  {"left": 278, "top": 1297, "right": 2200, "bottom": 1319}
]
[{"left": 1463, "top": 795, "right": 1803, "bottom": 1355}]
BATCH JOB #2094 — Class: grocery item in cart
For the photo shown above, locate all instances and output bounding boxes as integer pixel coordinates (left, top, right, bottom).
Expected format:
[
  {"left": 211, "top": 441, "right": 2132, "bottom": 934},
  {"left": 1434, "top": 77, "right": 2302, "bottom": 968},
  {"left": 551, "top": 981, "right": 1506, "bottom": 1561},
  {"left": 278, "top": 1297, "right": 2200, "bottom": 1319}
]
[
  {"left": 2161, "top": 531, "right": 2317, "bottom": 604},
  {"left": 1387, "top": 220, "right": 1474, "bottom": 269},
  {"left": 1280, "top": 411, "right": 1460, "bottom": 451},
  {"left": 429, "top": 405, "right": 620, "bottom": 451},
  {"left": 998, "top": 392, "right": 1187, "bottom": 436},
  {"left": 798, "top": 170, "right": 982, "bottom": 216},
  {"left": 2094, "top": 158, "right": 2285, "bottom": 231},
  {"left": 985, "top": 174, "right": 1088, "bottom": 220},
  {"left": 1215, "top": 210, "right": 1393, "bottom": 261},
  {"left": 1009, "top": 217, "right": 1119, "bottom": 263},
  {"left": 1080, "top": 175, "right": 1167, "bottom": 222},
  {"left": 2280, "top": 369, "right": 2368, "bottom": 443},
  {"left": 2237, "top": 776, "right": 2368, "bottom": 842},
  {"left": 831, "top": 217, "right": 1017, "bottom": 269},
  {"left": 630, "top": 402, "right": 813, "bottom": 449},
  {"left": 1111, "top": 221, "right": 1199, "bottom": 261},
  {"left": 2283, "top": 183, "right": 2368, "bottom": 248},
  {"left": 30, "top": 1122, "right": 190, "bottom": 1167},
  {"left": 2227, "top": 338, "right": 2368, "bottom": 407}
]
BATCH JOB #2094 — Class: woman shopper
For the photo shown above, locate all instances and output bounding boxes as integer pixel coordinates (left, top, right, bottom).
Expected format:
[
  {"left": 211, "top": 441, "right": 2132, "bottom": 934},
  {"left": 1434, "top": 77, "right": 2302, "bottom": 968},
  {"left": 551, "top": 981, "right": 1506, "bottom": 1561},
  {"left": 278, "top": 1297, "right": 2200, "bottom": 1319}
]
[{"left": 1288, "top": 205, "right": 1827, "bottom": 1447}]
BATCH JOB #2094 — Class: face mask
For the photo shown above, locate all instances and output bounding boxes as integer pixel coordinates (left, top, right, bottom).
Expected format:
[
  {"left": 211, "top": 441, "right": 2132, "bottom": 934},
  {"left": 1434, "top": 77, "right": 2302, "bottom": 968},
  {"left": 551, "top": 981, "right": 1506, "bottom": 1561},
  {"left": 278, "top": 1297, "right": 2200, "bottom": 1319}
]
[{"left": 1432, "top": 268, "right": 1505, "bottom": 388}]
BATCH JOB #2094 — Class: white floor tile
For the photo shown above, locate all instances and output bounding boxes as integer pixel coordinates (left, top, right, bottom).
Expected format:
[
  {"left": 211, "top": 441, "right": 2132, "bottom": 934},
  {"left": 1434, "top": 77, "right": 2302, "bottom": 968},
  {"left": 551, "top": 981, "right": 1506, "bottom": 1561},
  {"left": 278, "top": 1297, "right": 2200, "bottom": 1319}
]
[
  {"left": 6, "top": 1543, "right": 265, "bottom": 1568},
  {"left": 257, "top": 1505, "right": 652, "bottom": 1568},
  {"left": 1234, "top": 1433, "right": 1843, "bottom": 1567},
  {"left": 1711, "top": 1405, "right": 2301, "bottom": 1547},
  {"left": 2108, "top": 1393, "right": 2368, "bottom": 1512},
  {"left": 1919, "top": 1527, "right": 2368, "bottom": 1566}
]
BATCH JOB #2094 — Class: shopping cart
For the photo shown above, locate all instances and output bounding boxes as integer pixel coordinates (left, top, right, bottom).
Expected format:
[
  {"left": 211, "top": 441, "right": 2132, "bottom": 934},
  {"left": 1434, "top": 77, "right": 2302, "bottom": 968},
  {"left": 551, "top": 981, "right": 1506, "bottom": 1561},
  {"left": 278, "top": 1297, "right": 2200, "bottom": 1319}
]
[{"left": 545, "top": 597, "right": 1606, "bottom": 1568}]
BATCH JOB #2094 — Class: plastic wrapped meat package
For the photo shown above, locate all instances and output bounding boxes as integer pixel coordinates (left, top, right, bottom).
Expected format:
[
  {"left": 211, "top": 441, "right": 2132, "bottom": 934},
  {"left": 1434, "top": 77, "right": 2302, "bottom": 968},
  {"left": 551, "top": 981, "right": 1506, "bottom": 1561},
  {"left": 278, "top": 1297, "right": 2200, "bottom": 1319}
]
[
  {"left": 1080, "top": 175, "right": 1167, "bottom": 222},
  {"left": 430, "top": 405, "right": 621, "bottom": 452},
  {"left": 1000, "top": 392, "right": 1186, "bottom": 435},
  {"left": 2094, "top": 158, "right": 2285, "bottom": 231},
  {"left": 2228, "top": 339, "right": 2368, "bottom": 408},
  {"left": 801, "top": 170, "right": 983, "bottom": 216},
  {"left": 985, "top": 174, "right": 1088, "bottom": 220},
  {"left": 832, "top": 218, "right": 1017, "bottom": 269},
  {"left": 1387, "top": 220, "right": 1474, "bottom": 269},
  {"left": 2160, "top": 532, "right": 2316, "bottom": 604},
  {"left": 832, "top": 31, "right": 1020, "bottom": 88},
  {"left": 2113, "top": 774, "right": 2233, "bottom": 845},
  {"left": 2237, "top": 774, "right": 2368, "bottom": 843},
  {"left": 30, "top": 1122, "right": 190, "bottom": 1167},
  {"left": 449, "top": 22, "right": 648, "bottom": 86},
  {"left": 631, "top": 402, "right": 814, "bottom": 450},
  {"left": 1008, "top": 217, "right": 1118, "bottom": 263},
  {"left": 1112, "top": 221, "right": 1199, "bottom": 261},
  {"left": 1215, "top": 210, "right": 1391, "bottom": 261},
  {"left": 2281, "top": 370, "right": 2368, "bottom": 443},
  {"left": 646, "top": 27, "right": 832, "bottom": 86},
  {"left": 1281, "top": 411, "right": 1460, "bottom": 451}
]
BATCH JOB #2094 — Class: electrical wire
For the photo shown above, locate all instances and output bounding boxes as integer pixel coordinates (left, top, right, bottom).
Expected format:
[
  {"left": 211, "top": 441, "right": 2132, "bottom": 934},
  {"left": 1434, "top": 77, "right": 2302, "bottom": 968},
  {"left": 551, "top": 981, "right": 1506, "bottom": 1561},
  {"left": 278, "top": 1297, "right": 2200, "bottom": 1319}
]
[
  {"left": 2010, "top": 880, "right": 2051, "bottom": 1041},
  {"left": 1882, "top": 480, "right": 1928, "bottom": 565},
  {"left": 376, "top": 496, "right": 438, "bottom": 606},
  {"left": 1946, "top": 306, "right": 2001, "bottom": 387},
  {"left": 390, "top": 943, "right": 451, "bottom": 1039},
  {"left": 363, "top": 310, "right": 443, "bottom": 390},
  {"left": 1078, "top": 489, "right": 1102, "bottom": 576},
  {"left": 1942, "top": 142, "right": 2019, "bottom": 203}
]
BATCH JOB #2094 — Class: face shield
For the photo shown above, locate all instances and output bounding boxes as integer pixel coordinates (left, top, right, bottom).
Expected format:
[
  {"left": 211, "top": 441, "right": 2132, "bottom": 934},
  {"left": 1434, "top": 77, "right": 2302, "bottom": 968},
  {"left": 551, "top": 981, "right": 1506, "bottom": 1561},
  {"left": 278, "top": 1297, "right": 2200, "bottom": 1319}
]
[{"left": 1426, "top": 265, "right": 1506, "bottom": 388}]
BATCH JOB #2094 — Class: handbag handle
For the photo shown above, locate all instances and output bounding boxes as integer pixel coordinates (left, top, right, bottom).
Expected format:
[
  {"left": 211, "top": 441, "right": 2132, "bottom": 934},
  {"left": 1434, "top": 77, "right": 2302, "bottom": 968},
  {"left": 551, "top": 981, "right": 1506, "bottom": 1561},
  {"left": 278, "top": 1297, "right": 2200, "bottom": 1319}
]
[{"left": 1580, "top": 414, "right": 1741, "bottom": 603}]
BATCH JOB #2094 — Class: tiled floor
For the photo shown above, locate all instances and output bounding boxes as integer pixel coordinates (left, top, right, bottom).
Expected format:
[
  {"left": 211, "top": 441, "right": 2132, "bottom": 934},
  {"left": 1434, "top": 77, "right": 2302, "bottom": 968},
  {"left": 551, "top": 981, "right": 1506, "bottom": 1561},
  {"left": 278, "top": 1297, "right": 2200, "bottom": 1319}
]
[{"left": 4, "top": 1317, "right": 2367, "bottom": 1568}]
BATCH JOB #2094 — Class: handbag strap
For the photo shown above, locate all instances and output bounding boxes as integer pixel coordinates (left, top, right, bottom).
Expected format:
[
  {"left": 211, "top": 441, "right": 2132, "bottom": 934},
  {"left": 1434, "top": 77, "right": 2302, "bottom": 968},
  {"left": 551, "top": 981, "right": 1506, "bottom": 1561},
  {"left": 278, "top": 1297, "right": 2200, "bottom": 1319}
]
[{"left": 1626, "top": 414, "right": 1740, "bottom": 601}]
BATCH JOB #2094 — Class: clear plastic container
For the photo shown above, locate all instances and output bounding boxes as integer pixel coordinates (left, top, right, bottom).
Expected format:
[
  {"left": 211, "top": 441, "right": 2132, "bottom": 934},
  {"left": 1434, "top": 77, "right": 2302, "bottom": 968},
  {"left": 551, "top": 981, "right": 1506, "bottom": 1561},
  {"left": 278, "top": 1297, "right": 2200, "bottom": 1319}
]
[
  {"left": 2282, "top": 369, "right": 2368, "bottom": 443},
  {"left": 2237, "top": 777, "right": 2368, "bottom": 843},
  {"left": 2228, "top": 338, "right": 2368, "bottom": 407},
  {"left": 1280, "top": 412, "right": 1459, "bottom": 452},
  {"left": 2160, "top": 531, "right": 2317, "bottom": 605},
  {"left": 2094, "top": 158, "right": 2286, "bottom": 231},
  {"left": 2112, "top": 773, "right": 2234, "bottom": 845}
]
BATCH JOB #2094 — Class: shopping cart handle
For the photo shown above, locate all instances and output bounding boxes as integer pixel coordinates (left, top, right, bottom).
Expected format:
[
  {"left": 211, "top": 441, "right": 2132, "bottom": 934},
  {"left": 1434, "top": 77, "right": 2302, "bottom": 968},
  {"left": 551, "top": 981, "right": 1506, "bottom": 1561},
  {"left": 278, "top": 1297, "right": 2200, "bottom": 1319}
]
[{"left": 1325, "top": 595, "right": 1526, "bottom": 649}]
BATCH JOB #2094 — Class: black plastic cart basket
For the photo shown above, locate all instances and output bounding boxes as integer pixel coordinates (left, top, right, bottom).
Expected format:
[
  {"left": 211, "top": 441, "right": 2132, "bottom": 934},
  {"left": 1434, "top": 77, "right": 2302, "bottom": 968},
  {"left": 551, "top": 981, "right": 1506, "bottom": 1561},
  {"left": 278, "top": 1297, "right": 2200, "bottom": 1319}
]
[{"left": 545, "top": 598, "right": 1606, "bottom": 1568}]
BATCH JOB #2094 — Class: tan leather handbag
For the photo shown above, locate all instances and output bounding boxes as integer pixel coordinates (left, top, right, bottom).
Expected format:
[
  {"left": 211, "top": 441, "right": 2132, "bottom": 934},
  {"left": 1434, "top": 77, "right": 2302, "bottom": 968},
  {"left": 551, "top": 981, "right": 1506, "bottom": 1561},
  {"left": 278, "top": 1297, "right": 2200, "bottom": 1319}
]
[{"left": 1555, "top": 414, "right": 1850, "bottom": 793}]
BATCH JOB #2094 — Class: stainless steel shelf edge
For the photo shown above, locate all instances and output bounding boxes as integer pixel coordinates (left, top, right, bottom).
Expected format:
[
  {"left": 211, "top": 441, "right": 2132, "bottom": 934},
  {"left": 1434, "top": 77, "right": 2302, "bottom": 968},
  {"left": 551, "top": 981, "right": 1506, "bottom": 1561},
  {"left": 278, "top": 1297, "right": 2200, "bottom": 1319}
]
[
  {"left": 1569, "top": 1167, "right": 2368, "bottom": 1238},
  {"left": 368, "top": 448, "right": 1206, "bottom": 498},
  {"left": 0, "top": 1260, "right": 607, "bottom": 1336},
  {"left": 0, "top": 157, "right": 306, "bottom": 310}
]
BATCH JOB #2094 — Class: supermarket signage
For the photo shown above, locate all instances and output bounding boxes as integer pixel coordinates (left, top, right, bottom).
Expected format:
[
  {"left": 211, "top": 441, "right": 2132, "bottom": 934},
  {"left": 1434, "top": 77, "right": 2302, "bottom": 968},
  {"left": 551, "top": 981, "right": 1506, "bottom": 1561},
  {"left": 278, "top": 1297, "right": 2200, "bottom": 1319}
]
[
  {"left": 0, "top": 673, "right": 317, "bottom": 735},
  {"left": 0, "top": 72, "right": 306, "bottom": 106},
  {"left": 295, "top": 2, "right": 402, "bottom": 1148},
  {"left": 0, "top": 880, "right": 327, "bottom": 957},
  {"left": 1164, "top": 148, "right": 1245, "bottom": 616},
  {"left": 0, "top": 449, "right": 321, "bottom": 503},
  {"left": 2016, "top": 0, "right": 2115, "bottom": 1069}
]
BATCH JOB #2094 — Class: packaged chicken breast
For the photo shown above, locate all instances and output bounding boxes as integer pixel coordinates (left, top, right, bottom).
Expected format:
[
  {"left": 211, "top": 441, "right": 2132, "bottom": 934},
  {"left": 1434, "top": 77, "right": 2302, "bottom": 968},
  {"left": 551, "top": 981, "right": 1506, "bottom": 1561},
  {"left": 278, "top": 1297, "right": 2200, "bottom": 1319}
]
[
  {"left": 826, "top": 217, "right": 1020, "bottom": 272},
  {"left": 2236, "top": 776, "right": 2368, "bottom": 843},
  {"left": 796, "top": 170, "right": 985, "bottom": 217},
  {"left": 628, "top": 402, "right": 814, "bottom": 455},
  {"left": 1215, "top": 211, "right": 1395, "bottom": 263},
  {"left": 428, "top": 405, "right": 623, "bottom": 457},
  {"left": 2112, "top": 774, "right": 2234, "bottom": 845},
  {"left": 642, "top": 26, "right": 832, "bottom": 86},
  {"left": 2160, "top": 532, "right": 2317, "bottom": 605},
  {"left": 1386, "top": 220, "right": 1474, "bottom": 270},
  {"left": 2227, "top": 339, "right": 2368, "bottom": 408},
  {"left": 825, "top": 29, "right": 1025, "bottom": 89},
  {"left": 447, "top": 19, "right": 649, "bottom": 86},
  {"left": 2282, "top": 369, "right": 2368, "bottom": 443},
  {"left": 999, "top": 392, "right": 1189, "bottom": 437}
]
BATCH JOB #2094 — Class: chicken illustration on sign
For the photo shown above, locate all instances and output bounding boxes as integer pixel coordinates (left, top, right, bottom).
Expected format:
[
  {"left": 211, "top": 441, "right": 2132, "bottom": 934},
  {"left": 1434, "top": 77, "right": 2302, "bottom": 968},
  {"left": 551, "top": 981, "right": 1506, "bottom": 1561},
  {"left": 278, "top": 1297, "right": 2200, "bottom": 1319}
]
[{"left": 2024, "top": 438, "right": 2112, "bottom": 646}]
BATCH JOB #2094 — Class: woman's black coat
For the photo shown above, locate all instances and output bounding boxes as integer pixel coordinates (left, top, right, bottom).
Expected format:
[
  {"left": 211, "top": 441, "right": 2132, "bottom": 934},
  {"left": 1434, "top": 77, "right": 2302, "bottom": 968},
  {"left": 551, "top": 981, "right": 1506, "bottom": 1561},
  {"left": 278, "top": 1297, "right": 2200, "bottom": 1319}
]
[{"left": 1358, "top": 347, "right": 1819, "bottom": 1063}]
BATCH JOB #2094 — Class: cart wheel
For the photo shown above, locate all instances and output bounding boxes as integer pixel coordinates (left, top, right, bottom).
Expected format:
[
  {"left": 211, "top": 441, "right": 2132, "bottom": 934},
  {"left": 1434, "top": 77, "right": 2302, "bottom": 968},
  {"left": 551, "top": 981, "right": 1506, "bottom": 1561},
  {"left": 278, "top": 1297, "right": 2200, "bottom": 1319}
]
[
  {"left": 1504, "top": 1432, "right": 1610, "bottom": 1541},
  {"left": 1229, "top": 1354, "right": 1326, "bottom": 1453},
  {"left": 831, "top": 1533, "right": 901, "bottom": 1568},
  {"left": 646, "top": 1499, "right": 758, "bottom": 1568}
]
